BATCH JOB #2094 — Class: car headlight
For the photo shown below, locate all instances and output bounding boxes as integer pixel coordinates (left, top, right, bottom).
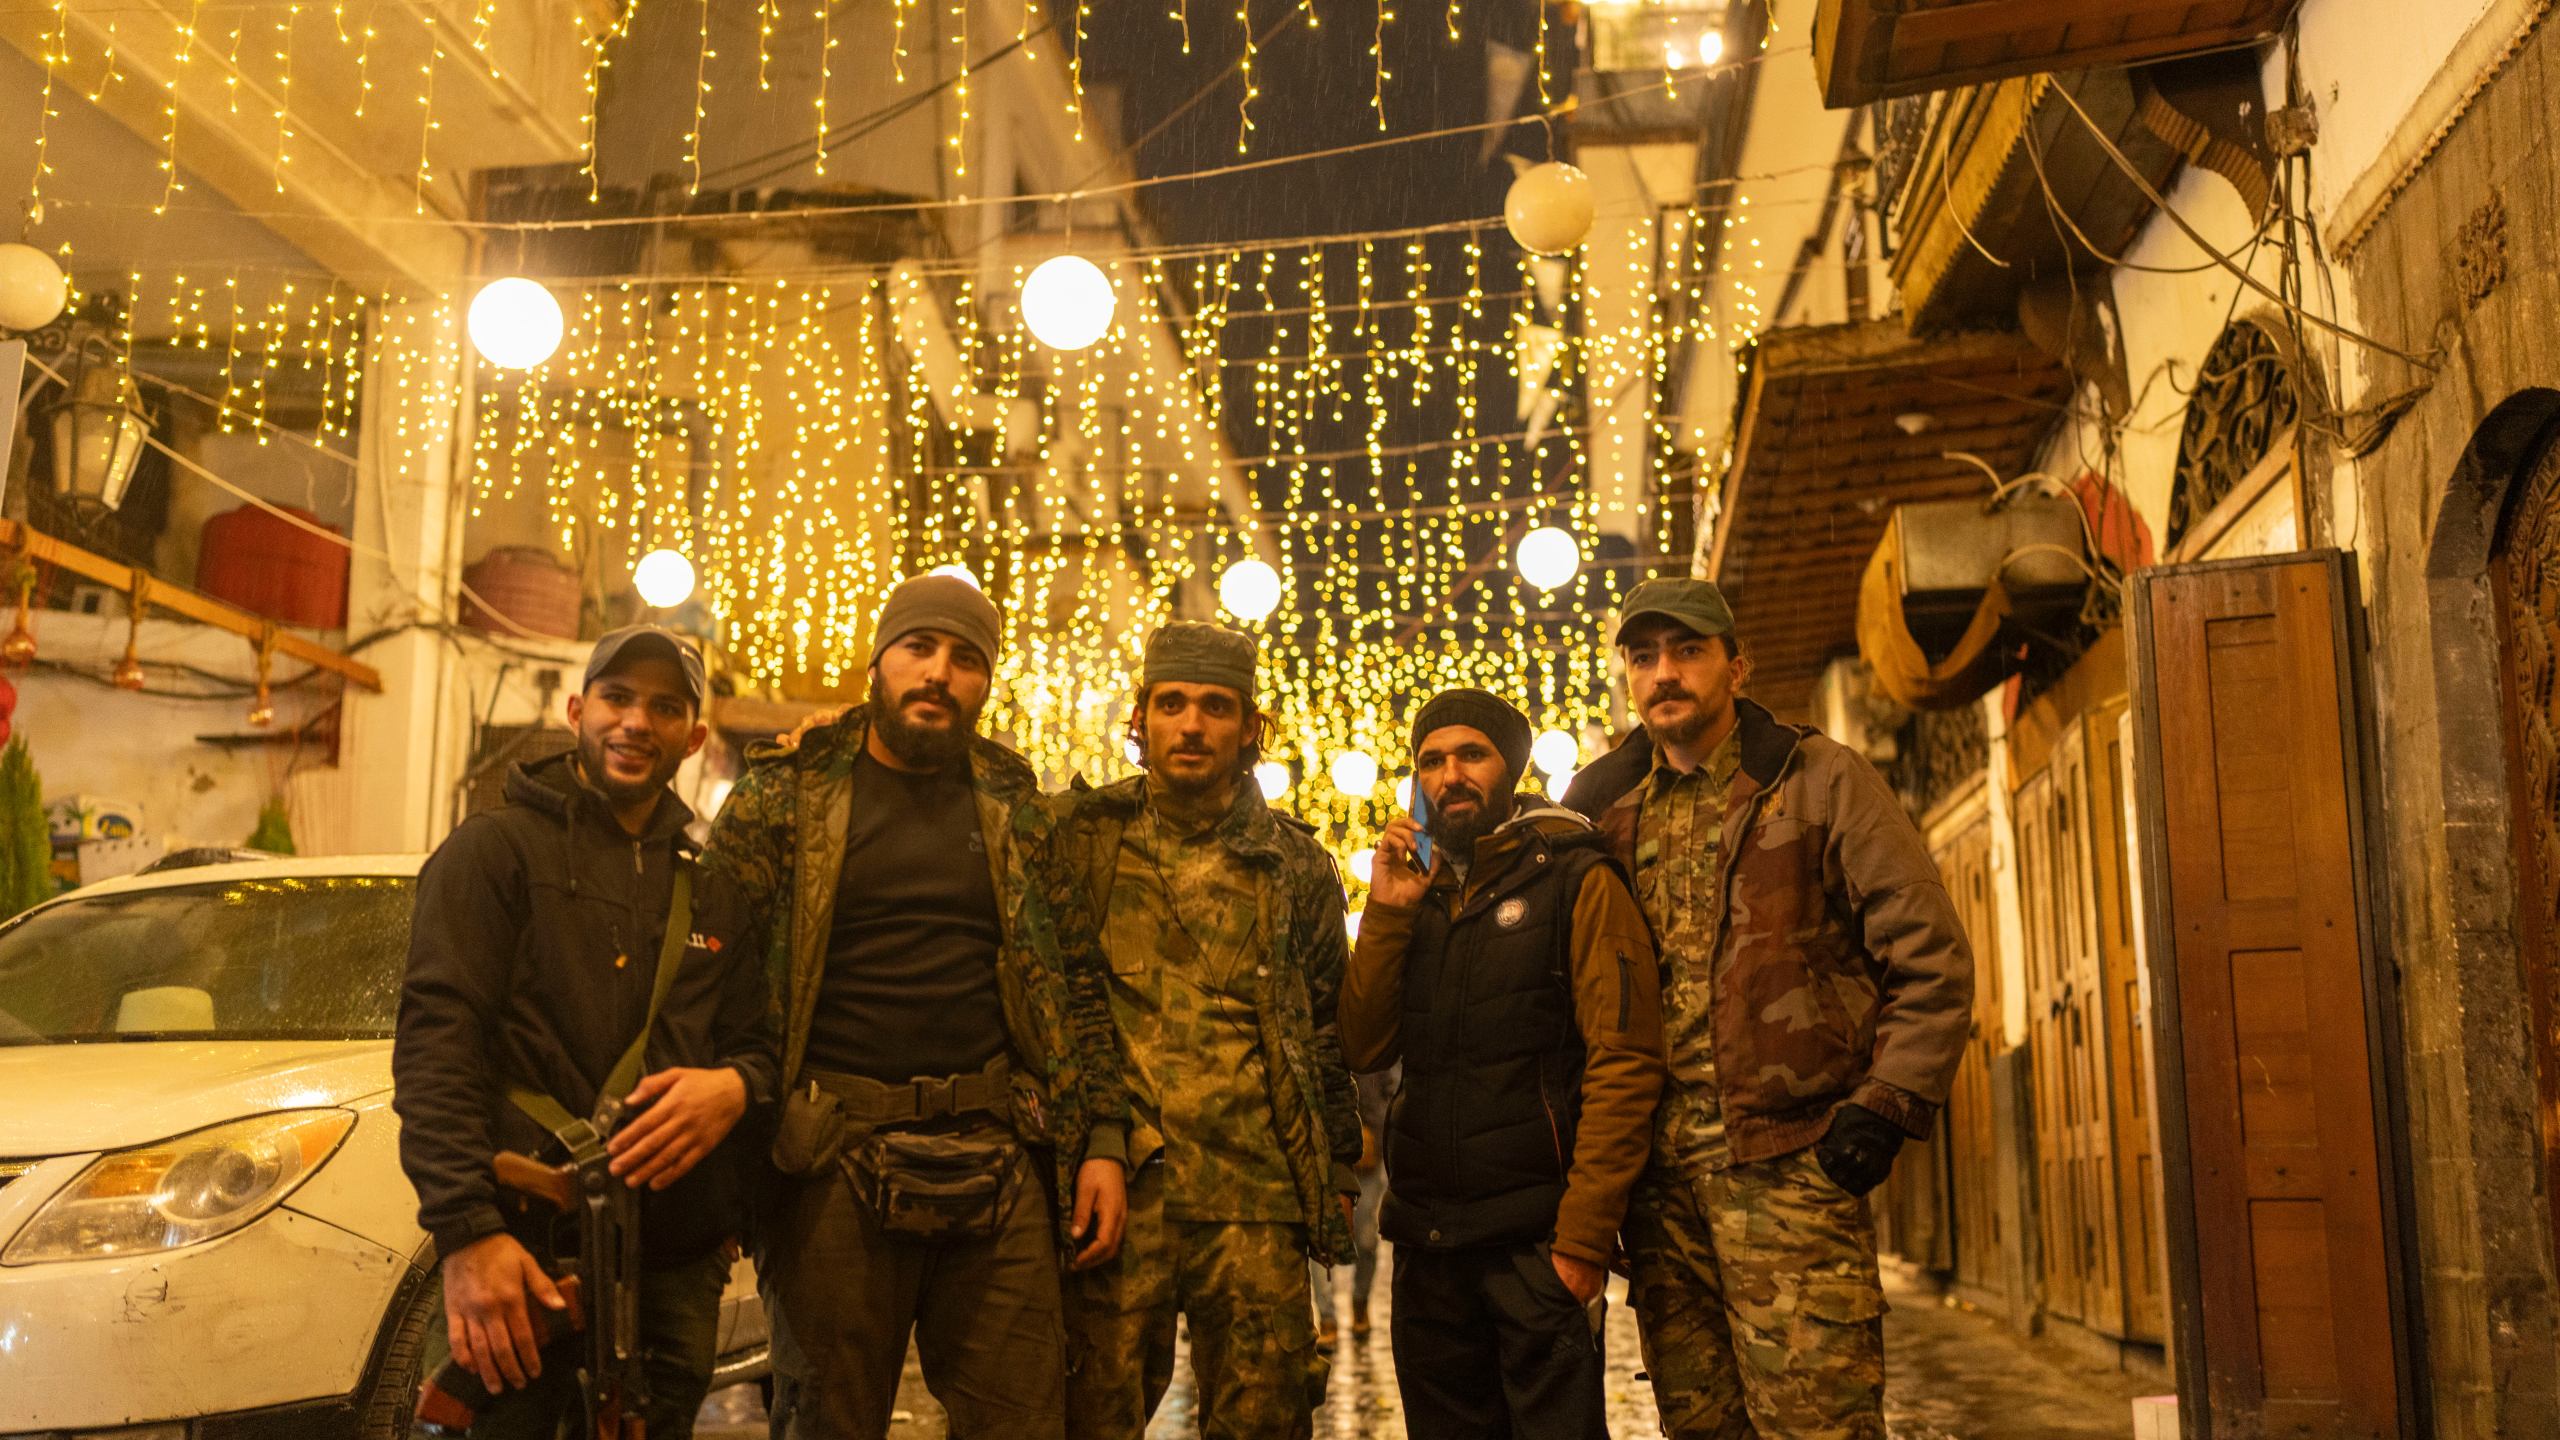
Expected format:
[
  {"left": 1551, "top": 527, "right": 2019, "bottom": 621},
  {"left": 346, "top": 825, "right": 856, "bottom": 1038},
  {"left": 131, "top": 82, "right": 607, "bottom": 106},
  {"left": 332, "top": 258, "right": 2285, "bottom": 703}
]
[{"left": 2, "top": 1109, "right": 354, "bottom": 1265}]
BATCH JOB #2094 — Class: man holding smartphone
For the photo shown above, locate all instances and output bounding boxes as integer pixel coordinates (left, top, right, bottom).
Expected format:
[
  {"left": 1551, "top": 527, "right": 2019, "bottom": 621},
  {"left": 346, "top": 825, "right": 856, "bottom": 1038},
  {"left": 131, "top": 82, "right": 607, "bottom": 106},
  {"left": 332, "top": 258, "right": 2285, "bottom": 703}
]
[{"left": 1340, "top": 687, "right": 1666, "bottom": 1439}]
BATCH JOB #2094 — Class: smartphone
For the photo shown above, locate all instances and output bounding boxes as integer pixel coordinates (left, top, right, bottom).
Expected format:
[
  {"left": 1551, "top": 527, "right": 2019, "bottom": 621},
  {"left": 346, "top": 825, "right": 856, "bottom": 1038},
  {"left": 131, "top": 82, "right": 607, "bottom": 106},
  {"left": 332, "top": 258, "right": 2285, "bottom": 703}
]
[{"left": 1412, "top": 784, "right": 1433, "bottom": 873}]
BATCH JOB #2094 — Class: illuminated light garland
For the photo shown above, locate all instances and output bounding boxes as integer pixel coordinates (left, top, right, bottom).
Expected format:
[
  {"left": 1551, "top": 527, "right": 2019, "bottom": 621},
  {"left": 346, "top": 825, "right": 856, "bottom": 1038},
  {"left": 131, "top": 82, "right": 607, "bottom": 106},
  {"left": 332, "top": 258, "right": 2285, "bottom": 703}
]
[
  {"left": 27, "top": 0, "right": 70, "bottom": 209},
  {"left": 69, "top": 198, "right": 1717, "bottom": 875}
]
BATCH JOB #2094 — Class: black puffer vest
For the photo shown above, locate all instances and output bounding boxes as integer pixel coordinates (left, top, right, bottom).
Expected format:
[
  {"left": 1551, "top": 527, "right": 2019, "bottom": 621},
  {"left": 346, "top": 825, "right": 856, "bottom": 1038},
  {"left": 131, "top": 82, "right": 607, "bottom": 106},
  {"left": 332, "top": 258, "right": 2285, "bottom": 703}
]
[{"left": 1381, "top": 823, "right": 1619, "bottom": 1250}]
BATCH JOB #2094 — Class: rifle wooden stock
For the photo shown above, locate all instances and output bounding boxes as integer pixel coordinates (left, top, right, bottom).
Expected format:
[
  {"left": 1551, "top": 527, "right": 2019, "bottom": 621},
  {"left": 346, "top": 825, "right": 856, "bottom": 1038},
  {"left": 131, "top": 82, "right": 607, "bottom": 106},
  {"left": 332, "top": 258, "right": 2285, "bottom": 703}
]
[{"left": 495, "top": 1150, "right": 579, "bottom": 1214}]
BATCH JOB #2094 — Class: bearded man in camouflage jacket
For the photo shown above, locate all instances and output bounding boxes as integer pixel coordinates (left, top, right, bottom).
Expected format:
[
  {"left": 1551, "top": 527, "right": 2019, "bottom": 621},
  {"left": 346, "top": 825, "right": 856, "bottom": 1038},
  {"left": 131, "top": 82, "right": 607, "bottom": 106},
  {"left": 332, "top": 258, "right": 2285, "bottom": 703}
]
[
  {"left": 1021, "top": 621, "right": 1363, "bottom": 1440},
  {"left": 703, "top": 575, "right": 1125, "bottom": 1440},
  {"left": 1560, "top": 578, "right": 1973, "bottom": 1440}
]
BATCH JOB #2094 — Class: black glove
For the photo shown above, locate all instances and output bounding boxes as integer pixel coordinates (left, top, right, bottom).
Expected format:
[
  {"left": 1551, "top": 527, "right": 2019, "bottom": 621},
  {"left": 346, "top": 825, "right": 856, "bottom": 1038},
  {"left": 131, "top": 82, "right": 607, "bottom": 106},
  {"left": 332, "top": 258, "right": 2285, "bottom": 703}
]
[{"left": 1814, "top": 1103, "right": 1906, "bottom": 1198}]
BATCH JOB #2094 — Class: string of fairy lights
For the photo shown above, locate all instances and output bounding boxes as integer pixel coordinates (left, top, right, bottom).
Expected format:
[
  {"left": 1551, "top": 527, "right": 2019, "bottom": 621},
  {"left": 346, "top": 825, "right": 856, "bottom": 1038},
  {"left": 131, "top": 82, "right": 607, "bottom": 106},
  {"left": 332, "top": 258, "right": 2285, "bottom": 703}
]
[
  {"left": 3, "top": 188, "right": 1741, "bottom": 899},
  {"left": 1, "top": 4, "right": 1799, "bottom": 902},
  {"left": 14, "top": 0, "right": 1746, "bottom": 217}
]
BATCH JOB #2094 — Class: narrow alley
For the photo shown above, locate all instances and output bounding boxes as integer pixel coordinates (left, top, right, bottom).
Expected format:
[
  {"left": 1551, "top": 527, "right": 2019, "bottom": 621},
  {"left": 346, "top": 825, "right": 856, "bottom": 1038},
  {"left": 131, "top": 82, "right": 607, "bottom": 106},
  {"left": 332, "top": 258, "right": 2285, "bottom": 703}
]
[{"left": 696, "top": 1263, "right": 2152, "bottom": 1439}]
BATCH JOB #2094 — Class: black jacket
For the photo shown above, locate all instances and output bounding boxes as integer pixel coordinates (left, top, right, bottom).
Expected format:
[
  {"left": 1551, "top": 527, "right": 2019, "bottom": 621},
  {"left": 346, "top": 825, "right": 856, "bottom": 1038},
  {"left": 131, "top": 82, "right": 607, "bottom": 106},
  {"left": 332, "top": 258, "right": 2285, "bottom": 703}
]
[
  {"left": 393, "top": 753, "right": 779, "bottom": 1265},
  {"left": 1382, "top": 824, "right": 1615, "bottom": 1252}
]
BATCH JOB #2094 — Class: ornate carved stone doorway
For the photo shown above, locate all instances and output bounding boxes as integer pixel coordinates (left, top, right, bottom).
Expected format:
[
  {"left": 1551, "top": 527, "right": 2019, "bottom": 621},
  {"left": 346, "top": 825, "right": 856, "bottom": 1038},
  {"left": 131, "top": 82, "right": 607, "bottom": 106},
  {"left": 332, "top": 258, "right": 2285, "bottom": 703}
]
[{"left": 2495, "top": 421, "right": 2560, "bottom": 1258}]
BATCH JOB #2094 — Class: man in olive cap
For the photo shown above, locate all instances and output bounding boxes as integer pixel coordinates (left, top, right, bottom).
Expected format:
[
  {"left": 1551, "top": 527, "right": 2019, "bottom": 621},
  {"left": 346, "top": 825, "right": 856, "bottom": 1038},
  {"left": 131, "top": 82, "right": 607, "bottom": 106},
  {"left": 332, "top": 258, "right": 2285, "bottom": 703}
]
[
  {"left": 1341, "top": 687, "right": 1665, "bottom": 1438},
  {"left": 1559, "top": 579, "right": 1973, "bottom": 1439},
  {"left": 1022, "top": 620, "right": 1363, "bottom": 1438},
  {"left": 705, "top": 574, "right": 1125, "bottom": 1439}
]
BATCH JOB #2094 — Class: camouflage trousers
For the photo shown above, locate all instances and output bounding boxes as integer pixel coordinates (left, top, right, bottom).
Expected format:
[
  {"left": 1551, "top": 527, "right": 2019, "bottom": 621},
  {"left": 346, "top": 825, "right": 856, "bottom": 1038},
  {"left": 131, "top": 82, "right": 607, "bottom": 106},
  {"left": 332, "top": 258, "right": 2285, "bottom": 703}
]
[
  {"left": 1063, "top": 1162, "right": 1322, "bottom": 1439},
  {"left": 1623, "top": 1149, "right": 1887, "bottom": 1440}
]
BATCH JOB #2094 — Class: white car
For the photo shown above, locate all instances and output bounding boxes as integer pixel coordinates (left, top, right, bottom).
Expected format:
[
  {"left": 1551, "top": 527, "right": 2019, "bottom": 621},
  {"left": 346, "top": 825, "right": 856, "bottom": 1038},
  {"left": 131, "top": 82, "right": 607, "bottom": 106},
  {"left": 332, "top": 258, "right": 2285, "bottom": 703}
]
[{"left": 0, "top": 854, "right": 770, "bottom": 1438}]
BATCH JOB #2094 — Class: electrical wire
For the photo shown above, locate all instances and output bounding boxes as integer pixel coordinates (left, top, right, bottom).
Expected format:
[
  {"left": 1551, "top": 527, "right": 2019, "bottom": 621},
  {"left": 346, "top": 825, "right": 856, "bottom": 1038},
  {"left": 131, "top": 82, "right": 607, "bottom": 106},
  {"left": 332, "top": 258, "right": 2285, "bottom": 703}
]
[
  {"left": 38, "top": 47, "right": 1810, "bottom": 240},
  {"left": 2047, "top": 80, "right": 2439, "bottom": 370}
]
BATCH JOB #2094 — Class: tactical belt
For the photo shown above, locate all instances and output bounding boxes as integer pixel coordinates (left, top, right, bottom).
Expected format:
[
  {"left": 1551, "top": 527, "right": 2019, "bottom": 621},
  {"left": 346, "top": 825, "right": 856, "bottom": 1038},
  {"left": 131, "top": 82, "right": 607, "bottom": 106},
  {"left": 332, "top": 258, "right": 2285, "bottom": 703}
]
[{"left": 804, "top": 1056, "right": 1010, "bottom": 1125}]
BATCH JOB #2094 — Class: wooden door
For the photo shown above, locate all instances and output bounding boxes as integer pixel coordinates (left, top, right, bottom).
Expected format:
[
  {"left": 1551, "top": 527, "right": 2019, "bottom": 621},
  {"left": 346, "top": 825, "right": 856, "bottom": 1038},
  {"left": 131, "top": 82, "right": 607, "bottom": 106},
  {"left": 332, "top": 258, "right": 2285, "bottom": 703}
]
[
  {"left": 1931, "top": 800, "right": 2006, "bottom": 1299},
  {"left": 2017, "top": 765, "right": 2100, "bottom": 1323},
  {"left": 2492, "top": 424, "right": 2560, "bottom": 1272},
  {"left": 2128, "top": 552, "right": 2415, "bottom": 1440},
  {"left": 2086, "top": 697, "right": 2170, "bottom": 1343},
  {"left": 2052, "top": 726, "right": 2127, "bottom": 1333}
]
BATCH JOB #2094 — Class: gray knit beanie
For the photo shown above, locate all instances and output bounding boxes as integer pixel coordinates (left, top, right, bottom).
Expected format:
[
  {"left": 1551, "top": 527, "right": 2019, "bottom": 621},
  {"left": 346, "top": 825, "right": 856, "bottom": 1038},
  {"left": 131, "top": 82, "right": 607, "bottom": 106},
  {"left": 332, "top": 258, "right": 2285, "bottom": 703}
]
[{"left": 869, "top": 575, "right": 1002, "bottom": 668}]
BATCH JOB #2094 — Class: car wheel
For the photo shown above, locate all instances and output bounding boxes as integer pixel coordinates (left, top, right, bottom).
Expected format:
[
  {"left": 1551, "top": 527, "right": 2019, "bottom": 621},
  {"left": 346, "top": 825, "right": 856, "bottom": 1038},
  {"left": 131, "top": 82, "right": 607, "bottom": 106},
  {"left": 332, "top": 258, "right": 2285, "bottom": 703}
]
[{"left": 357, "top": 1270, "right": 448, "bottom": 1439}]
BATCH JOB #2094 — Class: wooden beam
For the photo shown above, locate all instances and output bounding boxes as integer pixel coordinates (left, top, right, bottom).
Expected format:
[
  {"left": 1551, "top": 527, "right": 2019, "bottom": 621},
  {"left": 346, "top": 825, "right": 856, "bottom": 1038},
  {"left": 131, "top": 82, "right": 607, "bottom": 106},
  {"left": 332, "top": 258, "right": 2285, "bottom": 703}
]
[{"left": 0, "top": 519, "right": 382, "bottom": 691}]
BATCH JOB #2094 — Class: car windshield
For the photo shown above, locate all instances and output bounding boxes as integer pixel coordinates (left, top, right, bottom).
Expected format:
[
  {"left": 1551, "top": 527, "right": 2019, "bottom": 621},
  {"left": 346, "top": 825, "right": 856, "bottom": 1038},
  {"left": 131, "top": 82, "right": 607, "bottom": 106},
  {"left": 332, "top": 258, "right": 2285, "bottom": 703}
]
[{"left": 0, "top": 875, "right": 414, "bottom": 1046}]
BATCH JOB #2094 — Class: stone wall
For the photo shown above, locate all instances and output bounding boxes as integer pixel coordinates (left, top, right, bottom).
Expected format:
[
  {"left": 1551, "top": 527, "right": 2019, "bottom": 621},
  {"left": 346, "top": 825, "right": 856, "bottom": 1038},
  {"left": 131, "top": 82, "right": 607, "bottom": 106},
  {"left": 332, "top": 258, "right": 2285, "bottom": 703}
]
[{"left": 2338, "top": 11, "right": 2560, "bottom": 1435}]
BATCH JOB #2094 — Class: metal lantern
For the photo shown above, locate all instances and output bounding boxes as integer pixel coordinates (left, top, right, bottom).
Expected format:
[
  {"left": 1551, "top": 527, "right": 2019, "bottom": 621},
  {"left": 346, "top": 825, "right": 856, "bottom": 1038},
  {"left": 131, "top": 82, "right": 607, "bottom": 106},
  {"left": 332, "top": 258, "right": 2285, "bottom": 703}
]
[{"left": 46, "top": 340, "right": 151, "bottom": 513}]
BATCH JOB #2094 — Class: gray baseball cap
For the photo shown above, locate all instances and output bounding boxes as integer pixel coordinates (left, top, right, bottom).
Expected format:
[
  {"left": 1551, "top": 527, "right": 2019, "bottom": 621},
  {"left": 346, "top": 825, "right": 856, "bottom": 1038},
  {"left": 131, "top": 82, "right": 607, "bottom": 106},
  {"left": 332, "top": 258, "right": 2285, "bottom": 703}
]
[
  {"left": 584, "top": 624, "right": 707, "bottom": 708},
  {"left": 1613, "top": 577, "right": 1736, "bottom": 645}
]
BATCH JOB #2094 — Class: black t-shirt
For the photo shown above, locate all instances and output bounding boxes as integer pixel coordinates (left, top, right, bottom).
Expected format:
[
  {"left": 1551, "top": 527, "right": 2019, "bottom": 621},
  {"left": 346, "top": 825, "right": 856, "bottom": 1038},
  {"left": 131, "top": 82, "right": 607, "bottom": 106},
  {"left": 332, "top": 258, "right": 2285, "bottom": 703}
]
[{"left": 803, "top": 750, "right": 1007, "bottom": 1082}]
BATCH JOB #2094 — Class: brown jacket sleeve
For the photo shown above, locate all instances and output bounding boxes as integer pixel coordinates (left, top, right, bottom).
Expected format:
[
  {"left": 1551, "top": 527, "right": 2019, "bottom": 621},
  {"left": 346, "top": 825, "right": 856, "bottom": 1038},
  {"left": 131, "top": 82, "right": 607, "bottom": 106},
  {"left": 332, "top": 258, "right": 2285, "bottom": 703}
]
[
  {"left": 1338, "top": 898, "right": 1417, "bottom": 1073},
  {"left": 1823, "top": 744, "right": 1974, "bottom": 1137},
  {"left": 1551, "top": 865, "right": 1667, "bottom": 1268}
]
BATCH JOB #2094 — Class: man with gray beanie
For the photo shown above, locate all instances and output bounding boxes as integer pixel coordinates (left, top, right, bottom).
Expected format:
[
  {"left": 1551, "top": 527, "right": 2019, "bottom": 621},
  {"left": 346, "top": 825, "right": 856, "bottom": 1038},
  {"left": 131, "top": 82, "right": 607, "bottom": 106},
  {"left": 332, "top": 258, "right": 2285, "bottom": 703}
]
[
  {"left": 704, "top": 574, "right": 1125, "bottom": 1440},
  {"left": 1019, "top": 620, "right": 1363, "bottom": 1439},
  {"left": 1340, "top": 687, "right": 1665, "bottom": 1438}
]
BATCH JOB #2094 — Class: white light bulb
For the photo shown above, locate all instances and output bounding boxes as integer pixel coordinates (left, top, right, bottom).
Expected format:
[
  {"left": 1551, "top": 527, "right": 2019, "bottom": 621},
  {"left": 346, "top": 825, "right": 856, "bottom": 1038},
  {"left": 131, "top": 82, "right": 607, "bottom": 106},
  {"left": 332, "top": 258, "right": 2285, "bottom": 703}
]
[
  {"left": 1220, "top": 558, "right": 1283, "bottom": 622},
  {"left": 1345, "top": 909, "right": 1364, "bottom": 942},
  {"left": 1395, "top": 775, "right": 1414, "bottom": 809},
  {"left": 466, "top": 277, "right": 565, "bottom": 369},
  {"left": 1549, "top": 766, "right": 1578, "bottom": 797},
  {"left": 1350, "top": 848, "right": 1376, "bottom": 886},
  {"left": 1532, "top": 728, "right": 1580, "bottom": 777},
  {"left": 633, "top": 548, "right": 697, "bottom": 608},
  {"left": 1331, "top": 750, "right": 1380, "bottom": 797},
  {"left": 928, "top": 563, "right": 982, "bottom": 589},
  {"left": 1254, "top": 760, "right": 1292, "bottom": 801},
  {"left": 1697, "top": 30, "right": 1725, "bottom": 66},
  {"left": 0, "top": 243, "right": 69, "bottom": 332},
  {"left": 1515, "top": 526, "right": 1583, "bottom": 592},
  {"left": 1504, "top": 162, "right": 1596, "bottom": 256},
  {"left": 1021, "top": 255, "right": 1117, "bottom": 351}
]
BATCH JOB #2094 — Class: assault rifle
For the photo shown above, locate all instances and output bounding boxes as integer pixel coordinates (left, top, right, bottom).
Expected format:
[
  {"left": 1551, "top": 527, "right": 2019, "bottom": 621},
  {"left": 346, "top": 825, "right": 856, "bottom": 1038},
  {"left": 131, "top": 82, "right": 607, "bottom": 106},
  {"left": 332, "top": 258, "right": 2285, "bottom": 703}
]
[{"left": 416, "top": 1099, "right": 647, "bottom": 1438}]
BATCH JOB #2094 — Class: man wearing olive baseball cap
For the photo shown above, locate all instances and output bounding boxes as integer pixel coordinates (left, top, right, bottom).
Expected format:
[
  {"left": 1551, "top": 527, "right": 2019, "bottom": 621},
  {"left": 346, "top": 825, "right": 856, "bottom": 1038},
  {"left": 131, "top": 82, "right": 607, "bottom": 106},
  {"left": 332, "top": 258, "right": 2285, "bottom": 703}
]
[
  {"left": 703, "top": 573, "right": 1125, "bottom": 1439},
  {"left": 1559, "top": 577, "right": 1973, "bottom": 1438}
]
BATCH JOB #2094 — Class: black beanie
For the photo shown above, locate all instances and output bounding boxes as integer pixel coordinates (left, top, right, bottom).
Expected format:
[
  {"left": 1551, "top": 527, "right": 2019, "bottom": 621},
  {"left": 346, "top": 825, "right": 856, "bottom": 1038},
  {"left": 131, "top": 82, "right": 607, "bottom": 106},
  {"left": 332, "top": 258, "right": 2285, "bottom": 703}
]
[{"left": 1411, "top": 687, "right": 1532, "bottom": 785}]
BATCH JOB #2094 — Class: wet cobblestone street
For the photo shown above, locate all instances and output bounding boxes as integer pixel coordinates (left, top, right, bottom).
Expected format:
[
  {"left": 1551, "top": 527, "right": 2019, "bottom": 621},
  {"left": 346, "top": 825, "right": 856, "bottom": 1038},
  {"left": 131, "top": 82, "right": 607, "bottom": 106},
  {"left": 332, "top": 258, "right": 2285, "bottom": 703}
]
[{"left": 700, "top": 1254, "right": 2152, "bottom": 1439}]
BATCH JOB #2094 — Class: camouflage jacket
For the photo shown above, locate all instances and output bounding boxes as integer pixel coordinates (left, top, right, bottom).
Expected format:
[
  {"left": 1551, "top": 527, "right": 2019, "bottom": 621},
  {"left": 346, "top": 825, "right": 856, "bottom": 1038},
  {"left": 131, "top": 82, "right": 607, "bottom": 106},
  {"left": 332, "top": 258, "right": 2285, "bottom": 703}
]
[
  {"left": 1561, "top": 697, "right": 1973, "bottom": 1165},
  {"left": 701, "top": 709, "right": 1116, "bottom": 1232},
  {"left": 1022, "top": 774, "right": 1363, "bottom": 1263}
]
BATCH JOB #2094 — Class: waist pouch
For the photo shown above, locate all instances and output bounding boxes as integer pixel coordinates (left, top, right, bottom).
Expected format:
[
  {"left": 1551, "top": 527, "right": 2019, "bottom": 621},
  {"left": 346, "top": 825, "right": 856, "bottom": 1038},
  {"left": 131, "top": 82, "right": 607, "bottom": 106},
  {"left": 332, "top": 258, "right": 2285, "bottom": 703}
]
[{"left": 851, "top": 1128, "right": 1020, "bottom": 1241}]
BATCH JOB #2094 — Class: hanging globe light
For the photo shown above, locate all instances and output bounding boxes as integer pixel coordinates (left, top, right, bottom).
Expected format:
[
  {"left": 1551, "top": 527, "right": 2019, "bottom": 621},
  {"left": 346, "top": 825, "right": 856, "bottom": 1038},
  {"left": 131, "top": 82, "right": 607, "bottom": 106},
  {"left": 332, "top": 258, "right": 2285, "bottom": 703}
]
[
  {"left": 1394, "top": 775, "right": 1413, "bottom": 809},
  {"left": 0, "top": 243, "right": 69, "bottom": 333},
  {"left": 1696, "top": 30, "right": 1726, "bottom": 66},
  {"left": 633, "top": 548, "right": 697, "bottom": 608},
  {"left": 1345, "top": 909, "right": 1364, "bottom": 942},
  {"left": 1331, "top": 750, "right": 1380, "bottom": 797},
  {"left": 1532, "top": 727, "right": 1580, "bottom": 777},
  {"left": 1219, "top": 558, "right": 1283, "bottom": 623},
  {"left": 466, "top": 277, "right": 565, "bottom": 370},
  {"left": 1514, "top": 525, "right": 1582, "bottom": 592},
  {"left": 1349, "top": 848, "right": 1377, "bottom": 886},
  {"left": 928, "top": 562, "right": 982, "bottom": 589},
  {"left": 1504, "top": 162, "right": 1596, "bottom": 256},
  {"left": 1254, "top": 760, "right": 1292, "bottom": 801},
  {"left": 1020, "top": 255, "right": 1117, "bottom": 351}
]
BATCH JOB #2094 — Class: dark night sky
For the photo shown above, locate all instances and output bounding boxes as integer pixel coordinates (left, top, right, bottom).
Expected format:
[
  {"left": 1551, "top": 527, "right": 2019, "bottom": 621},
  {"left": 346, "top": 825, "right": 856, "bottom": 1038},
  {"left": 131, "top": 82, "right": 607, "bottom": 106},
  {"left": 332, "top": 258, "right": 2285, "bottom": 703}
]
[{"left": 1083, "top": 0, "right": 1596, "bottom": 643}]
